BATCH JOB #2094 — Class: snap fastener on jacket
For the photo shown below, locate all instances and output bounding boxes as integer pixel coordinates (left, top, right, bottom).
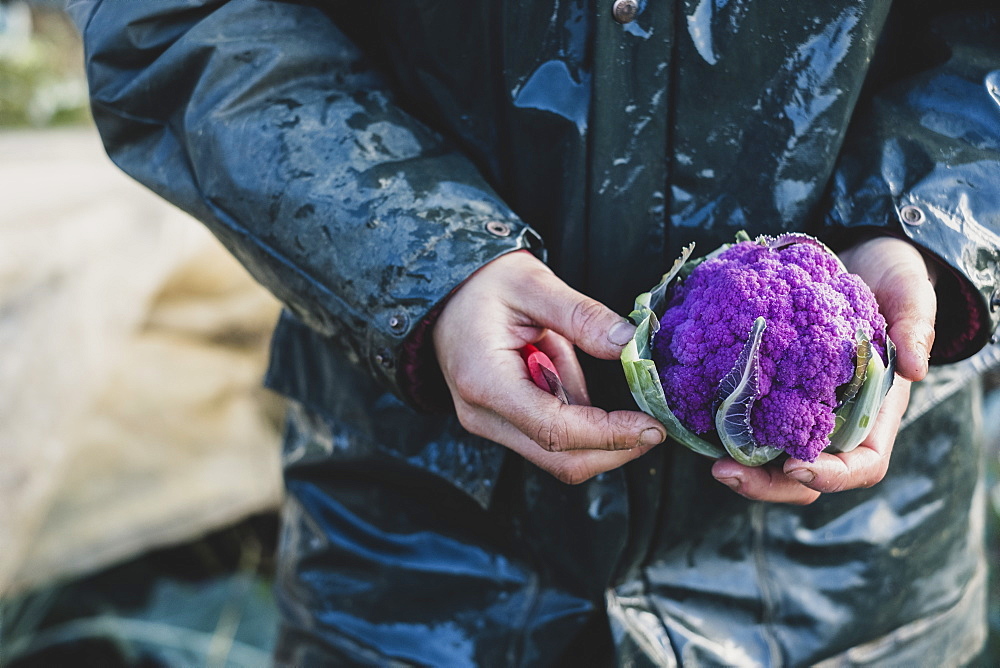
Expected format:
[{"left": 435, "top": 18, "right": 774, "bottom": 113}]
[
  {"left": 388, "top": 313, "right": 408, "bottom": 332},
  {"left": 486, "top": 220, "right": 511, "bottom": 237},
  {"left": 900, "top": 205, "right": 925, "bottom": 226},
  {"left": 612, "top": 0, "right": 638, "bottom": 23},
  {"left": 374, "top": 349, "right": 394, "bottom": 370},
  {"left": 990, "top": 289, "right": 1000, "bottom": 313}
]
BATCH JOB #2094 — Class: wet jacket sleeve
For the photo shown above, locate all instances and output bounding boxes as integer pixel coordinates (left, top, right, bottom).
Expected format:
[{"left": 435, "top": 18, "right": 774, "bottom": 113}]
[
  {"left": 71, "top": 0, "right": 540, "bottom": 402},
  {"left": 823, "top": 7, "right": 1000, "bottom": 362}
]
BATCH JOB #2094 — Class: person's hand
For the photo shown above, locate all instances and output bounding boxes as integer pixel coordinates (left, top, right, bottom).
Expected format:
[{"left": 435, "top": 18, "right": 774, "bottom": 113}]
[
  {"left": 432, "top": 250, "right": 666, "bottom": 484},
  {"left": 712, "top": 236, "right": 936, "bottom": 504}
]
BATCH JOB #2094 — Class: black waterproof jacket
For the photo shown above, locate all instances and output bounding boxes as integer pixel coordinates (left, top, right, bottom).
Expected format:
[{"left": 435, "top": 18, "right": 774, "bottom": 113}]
[{"left": 74, "top": 1, "right": 1000, "bottom": 665}]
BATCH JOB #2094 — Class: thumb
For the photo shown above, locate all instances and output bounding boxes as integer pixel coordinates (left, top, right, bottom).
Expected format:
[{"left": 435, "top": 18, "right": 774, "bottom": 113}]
[
  {"left": 513, "top": 270, "right": 636, "bottom": 360},
  {"left": 880, "top": 269, "right": 937, "bottom": 382},
  {"left": 842, "top": 238, "right": 937, "bottom": 382}
]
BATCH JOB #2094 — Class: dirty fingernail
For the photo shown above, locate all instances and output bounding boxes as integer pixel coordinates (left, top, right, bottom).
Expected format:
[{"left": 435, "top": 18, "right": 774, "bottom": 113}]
[
  {"left": 716, "top": 476, "right": 742, "bottom": 491},
  {"left": 910, "top": 328, "right": 934, "bottom": 375},
  {"left": 609, "top": 321, "right": 636, "bottom": 346},
  {"left": 640, "top": 428, "right": 665, "bottom": 446},
  {"left": 788, "top": 468, "right": 816, "bottom": 485},
  {"left": 910, "top": 341, "right": 929, "bottom": 375}
]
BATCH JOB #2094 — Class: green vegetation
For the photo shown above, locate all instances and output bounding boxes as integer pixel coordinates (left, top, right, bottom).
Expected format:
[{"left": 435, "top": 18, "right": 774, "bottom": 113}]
[{"left": 0, "top": 4, "right": 89, "bottom": 127}]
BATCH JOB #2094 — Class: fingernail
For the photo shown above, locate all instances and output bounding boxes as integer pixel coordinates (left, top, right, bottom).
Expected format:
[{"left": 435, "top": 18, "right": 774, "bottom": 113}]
[
  {"left": 788, "top": 468, "right": 815, "bottom": 484},
  {"left": 716, "top": 476, "right": 742, "bottom": 491},
  {"left": 912, "top": 328, "right": 933, "bottom": 374},
  {"left": 609, "top": 321, "right": 636, "bottom": 346},
  {"left": 916, "top": 342, "right": 929, "bottom": 360},
  {"left": 640, "top": 428, "right": 665, "bottom": 446}
]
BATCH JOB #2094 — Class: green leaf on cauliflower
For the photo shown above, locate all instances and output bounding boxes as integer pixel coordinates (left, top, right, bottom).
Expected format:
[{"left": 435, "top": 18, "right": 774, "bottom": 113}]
[{"left": 714, "top": 317, "right": 784, "bottom": 467}]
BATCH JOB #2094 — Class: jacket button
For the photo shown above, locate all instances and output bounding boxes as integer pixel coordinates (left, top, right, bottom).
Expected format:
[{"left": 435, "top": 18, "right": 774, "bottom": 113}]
[
  {"left": 900, "top": 205, "right": 925, "bottom": 226},
  {"left": 486, "top": 220, "right": 511, "bottom": 237},
  {"left": 388, "top": 313, "right": 408, "bottom": 333},
  {"left": 612, "top": 0, "right": 639, "bottom": 23},
  {"left": 374, "top": 349, "right": 395, "bottom": 370}
]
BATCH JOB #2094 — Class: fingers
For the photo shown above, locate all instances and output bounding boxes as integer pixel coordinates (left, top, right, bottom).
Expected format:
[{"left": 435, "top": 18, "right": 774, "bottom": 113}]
[
  {"left": 506, "top": 259, "right": 637, "bottom": 360},
  {"left": 876, "top": 265, "right": 936, "bottom": 381},
  {"left": 432, "top": 251, "right": 664, "bottom": 484},
  {"left": 714, "top": 378, "right": 911, "bottom": 503},
  {"left": 712, "top": 459, "right": 822, "bottom": 505},
  {"left": 466, "top": 410, "right": 659, "bottom": 484},
  {"left": 840, "top": 237, "right": 937, "bottom": 382},
  {"left": 451, "top": 364, "right": 665, "bottom": 483},
  {"left": 452, "top": 349, "right": 665, "bottom": 453},
  {"left": 783, "top": 378, "right": 911, "bottom": 493},
  {"left": 535, "top": 444, "right": 659, "bottom": 486},
  {"left": 511, "top": 403, "right": 665, "bottom": 453},
  {"left": 887, "top": 308, "right": 936, "bottom": 382},
  {"left": 535, "top": 442, "right": 659, "bottom": 485}
]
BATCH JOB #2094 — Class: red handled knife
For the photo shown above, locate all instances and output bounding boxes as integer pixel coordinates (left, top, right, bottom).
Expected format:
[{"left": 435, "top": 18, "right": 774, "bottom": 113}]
[{"left": 519, "top": 344, "right": 571, "bottom": 405}]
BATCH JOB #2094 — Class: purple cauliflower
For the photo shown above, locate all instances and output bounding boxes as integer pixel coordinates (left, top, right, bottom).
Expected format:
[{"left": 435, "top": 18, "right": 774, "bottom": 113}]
[{"left": 621, "top": 233, "right": 895, "bottom": 467}]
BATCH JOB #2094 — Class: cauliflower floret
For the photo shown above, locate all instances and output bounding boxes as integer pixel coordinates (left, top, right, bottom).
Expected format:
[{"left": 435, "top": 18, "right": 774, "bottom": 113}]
[{"left": 652, "top": 240, "right": 887, "bottom": 462}]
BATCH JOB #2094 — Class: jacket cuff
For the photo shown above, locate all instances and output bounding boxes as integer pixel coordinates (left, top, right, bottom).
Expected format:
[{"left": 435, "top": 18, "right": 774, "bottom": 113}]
[
  {"left": 399, "top": 296, "right": 453, "bottom": 413},
  {"left": 893, "top": 200, "right": 999, "bottom": 362},
  {"left": 367, "top": 223, "right": 544, "bottom": 406}
]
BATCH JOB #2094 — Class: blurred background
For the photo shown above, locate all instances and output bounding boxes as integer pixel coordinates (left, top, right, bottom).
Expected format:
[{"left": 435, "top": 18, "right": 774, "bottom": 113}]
[
  {"left": 0, "top": 2, "right": 998, "bottom": 666},
  {"left": 1, "top": 2, "right": 284, "bottom": 665}
]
